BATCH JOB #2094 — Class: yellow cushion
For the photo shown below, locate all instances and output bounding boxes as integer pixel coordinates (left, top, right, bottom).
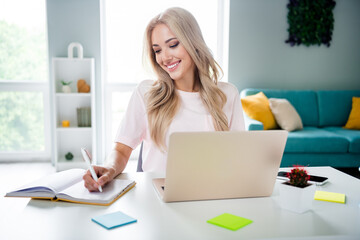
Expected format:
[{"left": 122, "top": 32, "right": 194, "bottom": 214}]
[
  {"left": 344, "top": 97, "right": 360, "bottom": 130},
  {"left": 241, "top": 92, "right": 278, "bottom": 130}
]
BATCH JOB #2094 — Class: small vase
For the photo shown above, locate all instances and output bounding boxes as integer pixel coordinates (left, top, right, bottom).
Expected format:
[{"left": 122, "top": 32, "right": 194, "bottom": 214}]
[
  {"left": 279, "top": 182, "right": 316, "bottom": 214},
  {"left": 62, "top": 85, "right": 71, "bottom": 93}
]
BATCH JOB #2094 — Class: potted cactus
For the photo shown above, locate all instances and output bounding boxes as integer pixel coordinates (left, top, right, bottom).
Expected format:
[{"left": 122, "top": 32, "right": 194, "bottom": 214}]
[{"left": 279, "top": 166, "right": 316, "bottom": 213}]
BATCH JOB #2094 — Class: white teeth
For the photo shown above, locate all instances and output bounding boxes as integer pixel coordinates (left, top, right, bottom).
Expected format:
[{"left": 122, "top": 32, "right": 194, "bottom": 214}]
[{"left": 167, "top": 62, "right": 179, "bottom": 69}]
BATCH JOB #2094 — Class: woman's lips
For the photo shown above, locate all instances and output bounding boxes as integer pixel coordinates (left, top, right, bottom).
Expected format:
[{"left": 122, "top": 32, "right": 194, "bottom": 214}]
[{"left": 166, "top": 61, "right": 180, "bottom": 72}]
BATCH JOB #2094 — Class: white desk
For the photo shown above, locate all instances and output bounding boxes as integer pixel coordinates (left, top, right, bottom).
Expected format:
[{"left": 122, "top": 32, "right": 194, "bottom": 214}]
[{"left": 1, "top": 167, "right": 360, "bottom": 240}]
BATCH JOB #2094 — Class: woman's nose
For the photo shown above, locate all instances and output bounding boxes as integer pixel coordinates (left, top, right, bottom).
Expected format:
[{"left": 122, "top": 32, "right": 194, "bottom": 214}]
[{"left": 162, "top": 49, "right": 171, "bottom": 62}]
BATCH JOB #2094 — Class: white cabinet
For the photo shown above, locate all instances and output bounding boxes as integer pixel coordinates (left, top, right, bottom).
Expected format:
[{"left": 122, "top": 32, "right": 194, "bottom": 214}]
[{"left": 51, "top": 57, "right": 96, "bottom": 171}]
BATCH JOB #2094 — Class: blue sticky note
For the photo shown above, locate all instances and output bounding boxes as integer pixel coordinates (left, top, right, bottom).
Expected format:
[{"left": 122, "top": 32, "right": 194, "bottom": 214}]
[{"left": 92, "top": 211, "right": 137, "bottom": 229}]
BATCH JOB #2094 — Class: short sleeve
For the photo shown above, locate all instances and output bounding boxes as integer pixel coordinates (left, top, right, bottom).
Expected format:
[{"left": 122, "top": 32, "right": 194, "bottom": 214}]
[
  {"left": 114, "top": 81, "right": 150, "bottom": 149},
  {"left": 229, "top": 91, "right": 245, "bottom": 131},
  {"left": 221, "top": 83, "right": 245, "bottom": 131}
]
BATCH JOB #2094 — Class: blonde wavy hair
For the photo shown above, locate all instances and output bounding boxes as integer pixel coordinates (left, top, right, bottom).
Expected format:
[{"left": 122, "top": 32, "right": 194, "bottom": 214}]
[{"left": 144, "top": 7, "right": 229, "bottom": 150}]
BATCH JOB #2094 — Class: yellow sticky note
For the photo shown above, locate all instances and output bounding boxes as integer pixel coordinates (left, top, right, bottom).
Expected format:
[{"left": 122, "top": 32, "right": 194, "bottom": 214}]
[{"left": 314, "top": 191, "right": 346, "bottom": 204}]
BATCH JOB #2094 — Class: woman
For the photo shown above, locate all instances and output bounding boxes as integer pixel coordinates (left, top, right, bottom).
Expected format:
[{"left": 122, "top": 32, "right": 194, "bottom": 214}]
[{"left": 83, "top": 7, "right": 245, "bottom": 191}]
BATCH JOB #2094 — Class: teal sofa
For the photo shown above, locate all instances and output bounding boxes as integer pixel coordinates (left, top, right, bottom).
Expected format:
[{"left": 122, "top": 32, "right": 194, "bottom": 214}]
[{"left": 240, "top": 89, "right": 360, "bottom": 167}]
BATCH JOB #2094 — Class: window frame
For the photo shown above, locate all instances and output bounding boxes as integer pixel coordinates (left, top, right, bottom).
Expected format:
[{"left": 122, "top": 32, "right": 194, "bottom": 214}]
[
  {"left": 0, "top": 0, "right": 50, "bottom": 162},
  {"left": 0, "top": 81, "right": 51, "bottom": 162},
  {"left": 101, "top": 0, "right": 230, "bottom": 162}
]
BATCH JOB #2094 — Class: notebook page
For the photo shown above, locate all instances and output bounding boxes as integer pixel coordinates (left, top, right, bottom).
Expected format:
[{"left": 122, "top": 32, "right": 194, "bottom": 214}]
[
  {"left": 6, "top": 169, "right": 85, "bottom": 198},
  {"left": 46, "top": 169, "right": 85, "bottom": 193},
  {"left": 57, "top": 179, "right": 135, "bottom": 204}
]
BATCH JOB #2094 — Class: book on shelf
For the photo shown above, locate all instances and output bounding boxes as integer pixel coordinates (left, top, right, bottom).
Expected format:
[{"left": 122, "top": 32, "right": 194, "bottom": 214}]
[{"left": 5, "top": 168, "right": 136, "bottom": 206}]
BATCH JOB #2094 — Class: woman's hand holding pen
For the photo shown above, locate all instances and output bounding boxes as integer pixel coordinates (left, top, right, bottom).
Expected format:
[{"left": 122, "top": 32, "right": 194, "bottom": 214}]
[
  {"left": 83, "top": 143, "right": 132, "bottom": 192},
  {"left": 83, "top": 166, "right": 116, "bottom": 192}
]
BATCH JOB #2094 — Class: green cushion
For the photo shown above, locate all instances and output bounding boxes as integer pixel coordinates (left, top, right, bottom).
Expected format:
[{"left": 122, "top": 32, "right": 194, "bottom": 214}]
[
  {"left": 285, "top": 127, "right": 349, "bottom": 153},
  {"left": 324, "top": 127, "right": 360, "bottom": 153},
  {"left": 241, "top": 89, "right": 319, "bottom": 127},
  {"left": 317, "top": 90, "right": 360, "bottom": 127}
]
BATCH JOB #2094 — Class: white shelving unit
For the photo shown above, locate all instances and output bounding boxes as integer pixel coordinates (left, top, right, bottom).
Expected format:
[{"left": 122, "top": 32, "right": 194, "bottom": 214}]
[{"left": 51, "top": 54, "right": 96, "bottom": 171}]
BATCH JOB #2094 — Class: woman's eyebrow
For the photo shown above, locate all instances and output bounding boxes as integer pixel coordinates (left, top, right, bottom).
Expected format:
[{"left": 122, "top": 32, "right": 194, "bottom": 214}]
[
  {"left": 152, "top": 38, "right": 177, "bottom": 47},
  {"left": 165, "top": 37, "right": 177, "bottom": 43}
]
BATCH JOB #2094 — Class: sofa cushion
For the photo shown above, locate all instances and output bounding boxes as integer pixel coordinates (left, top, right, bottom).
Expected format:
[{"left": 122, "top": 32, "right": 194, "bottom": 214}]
[
  {"left": 269, "top": 98, "right": 303, "bottom": 131},
  {"left": 285, "top": 127, "right": 349, "bottom": 153},
  {"left": 241, "top": 89, "right": 319, "bottom": 127},
  {"left": 324, "top": 127, "right": 360, "bottom": 153},
  {"left": 241, "top": 92, "right": 278, "bottom": 130},
  {"left": 344, "top": 97, "right": 360, "bottom": 130},
  {"left": 317, "top": 90, "right": 360, "bottom": 127}
]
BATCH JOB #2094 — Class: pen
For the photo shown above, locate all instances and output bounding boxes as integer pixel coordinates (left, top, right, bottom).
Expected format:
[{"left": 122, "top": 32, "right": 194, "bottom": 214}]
[{"left": 81, "top": 147, "right": 103, "bottom": 192}]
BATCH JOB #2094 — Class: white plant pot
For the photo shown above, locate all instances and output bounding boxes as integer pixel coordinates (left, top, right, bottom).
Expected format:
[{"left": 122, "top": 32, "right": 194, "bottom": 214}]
[
  {"left": 279, "top": 182, "right": 316, "bottom": 214},
  {"left": 62, "top": 85, "right": 71, "bottom": 93}
]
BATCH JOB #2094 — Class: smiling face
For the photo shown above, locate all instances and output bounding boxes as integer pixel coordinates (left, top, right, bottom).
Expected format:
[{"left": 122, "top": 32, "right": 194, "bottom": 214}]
[{"left": 151, "top": 24, "right": 196, "bottom": 92}]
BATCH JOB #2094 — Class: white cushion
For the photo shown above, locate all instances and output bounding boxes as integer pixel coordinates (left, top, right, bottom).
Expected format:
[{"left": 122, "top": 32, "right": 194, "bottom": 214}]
[{"left": 269, "top": 98, "right": 303, "bottom": 132}]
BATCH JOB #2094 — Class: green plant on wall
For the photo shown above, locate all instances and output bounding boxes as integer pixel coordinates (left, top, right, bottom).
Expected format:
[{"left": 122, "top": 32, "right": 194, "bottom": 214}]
[{"left": 285, "top": 0, "right": 336, "bottom": 47}]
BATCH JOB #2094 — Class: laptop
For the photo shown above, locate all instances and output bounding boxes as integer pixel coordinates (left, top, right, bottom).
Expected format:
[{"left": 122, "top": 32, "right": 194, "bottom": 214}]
[{"left": 153, "top": 130, "right": 288, "bottom": 202}]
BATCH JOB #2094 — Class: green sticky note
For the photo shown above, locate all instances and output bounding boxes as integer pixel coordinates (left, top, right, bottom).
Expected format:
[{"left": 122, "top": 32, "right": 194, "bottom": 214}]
[{"left": 207, "top": 213, "right": 253, "bottom": 231}]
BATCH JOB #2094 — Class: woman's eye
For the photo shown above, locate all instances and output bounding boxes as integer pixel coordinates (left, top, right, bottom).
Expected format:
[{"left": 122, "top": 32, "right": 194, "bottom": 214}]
[
  {"left": 154, "top": 49, "right": 161, "bottom": 54},
  {"left": 170, "top": 42, "right": 179, "bottom": 48}
]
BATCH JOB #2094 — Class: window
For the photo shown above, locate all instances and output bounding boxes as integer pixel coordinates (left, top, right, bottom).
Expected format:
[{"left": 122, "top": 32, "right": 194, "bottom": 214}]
[
  {"left": 0, "top": 0, "right": 50, "bottom": 161},
  {"left": 103, "top": 0, "right": 229, "bottom": 161}
]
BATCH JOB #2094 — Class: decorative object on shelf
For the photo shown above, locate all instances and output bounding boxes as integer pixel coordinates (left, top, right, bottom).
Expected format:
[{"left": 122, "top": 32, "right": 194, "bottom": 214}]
[
  {"left": 61, "top": 80, "right": 72, "bottom": 93},
  {"left": 68, "top": 42, "right": 83, "bottom": 59},
  {"left": 77, "top": 107, "right": 91, "bottom": 127},
  {"left": 62, "top": 120, "right": 70, "bottom": 127},
  {"left": 279, "top": 166, "right": 316, "bottom": 213},
  {"left": 285, "top": 0, "right": 336, "bottom": 47},
  {"left": 65, "top": 152, "right": 74, "bottom": 161},
  {"left": 77, "top": 79, "right": 90, "bottom": 93}
]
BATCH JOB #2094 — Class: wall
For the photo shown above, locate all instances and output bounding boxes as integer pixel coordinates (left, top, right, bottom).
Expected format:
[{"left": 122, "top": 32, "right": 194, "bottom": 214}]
[
  {"left": 228, "top": 0, "right": 360, "bottom": 91},
  {"left": 45, "top": 0, "right": 360, "bottom": 158},
  {"left": 47, "top": 0, "right": 103, "bottom": 161}
]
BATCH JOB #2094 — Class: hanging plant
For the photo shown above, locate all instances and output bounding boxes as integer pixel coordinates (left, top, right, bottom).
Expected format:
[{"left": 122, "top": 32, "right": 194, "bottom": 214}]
[{"left": 285, "top": 0, "right": 336, "bottom": 47}]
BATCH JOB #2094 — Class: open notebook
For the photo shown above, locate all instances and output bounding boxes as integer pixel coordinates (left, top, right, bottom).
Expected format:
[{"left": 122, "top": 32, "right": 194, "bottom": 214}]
[{"left": 5, "top": 169, "right": 136, "bottom": 206}]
